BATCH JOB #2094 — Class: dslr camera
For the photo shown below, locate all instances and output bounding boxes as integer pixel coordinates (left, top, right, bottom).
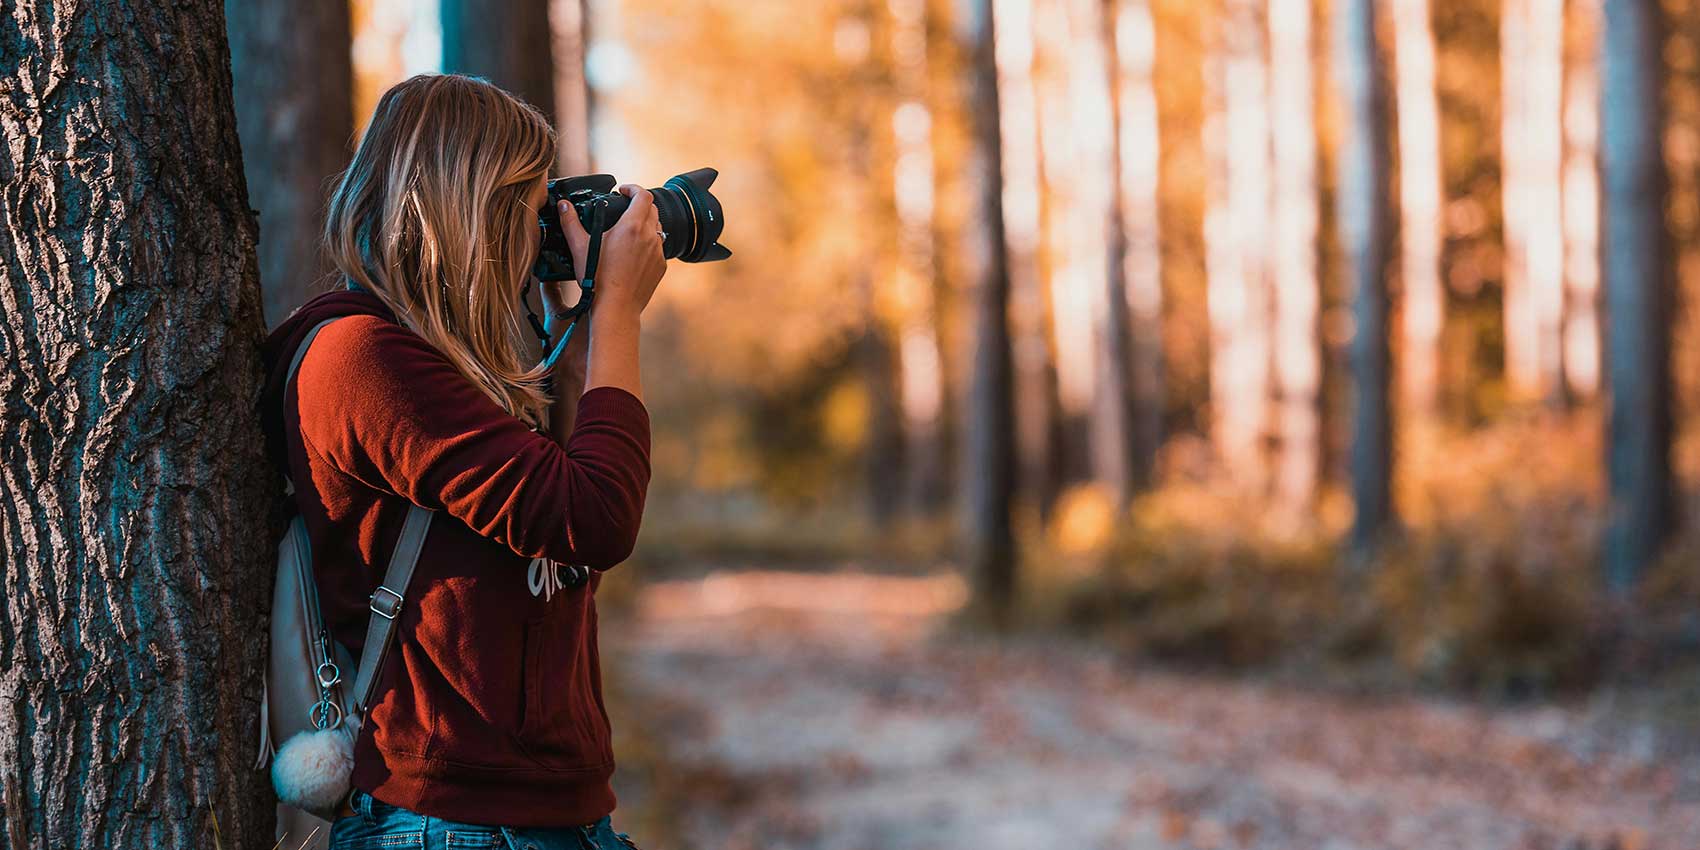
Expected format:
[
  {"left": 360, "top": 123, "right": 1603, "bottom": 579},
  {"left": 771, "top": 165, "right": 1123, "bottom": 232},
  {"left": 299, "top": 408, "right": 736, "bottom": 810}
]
[{"left": 533, "top": 167, "right": 731, "bottom": 282}]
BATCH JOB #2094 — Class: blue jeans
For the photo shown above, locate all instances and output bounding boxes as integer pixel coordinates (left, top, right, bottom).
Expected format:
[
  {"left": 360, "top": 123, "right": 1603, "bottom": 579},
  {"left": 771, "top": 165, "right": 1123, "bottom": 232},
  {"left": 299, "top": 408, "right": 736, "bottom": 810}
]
[{"left": 328, "top": 788, "right": 641, "bottom": 850}]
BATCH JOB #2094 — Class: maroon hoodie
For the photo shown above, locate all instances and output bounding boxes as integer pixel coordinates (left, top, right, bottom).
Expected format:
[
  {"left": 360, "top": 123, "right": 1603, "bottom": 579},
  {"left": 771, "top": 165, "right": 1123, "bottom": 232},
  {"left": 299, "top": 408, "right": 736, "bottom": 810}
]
[{"left": 260, "top": 290, "right": 650, "bottom": 827}]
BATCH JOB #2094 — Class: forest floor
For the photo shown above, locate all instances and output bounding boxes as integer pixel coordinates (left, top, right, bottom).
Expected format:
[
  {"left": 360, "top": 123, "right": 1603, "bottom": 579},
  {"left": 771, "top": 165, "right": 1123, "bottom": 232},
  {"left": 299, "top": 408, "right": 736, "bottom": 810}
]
[{"left": 604, "top": 569, "right": 1700, "bottom": 850}]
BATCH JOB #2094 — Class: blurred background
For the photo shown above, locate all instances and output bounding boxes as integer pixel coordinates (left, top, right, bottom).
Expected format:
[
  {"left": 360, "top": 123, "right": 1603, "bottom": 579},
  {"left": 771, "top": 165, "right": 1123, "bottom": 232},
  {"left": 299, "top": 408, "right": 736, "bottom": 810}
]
[{"left": 231, "top": 0, "right": 1700, "bottom": 846}]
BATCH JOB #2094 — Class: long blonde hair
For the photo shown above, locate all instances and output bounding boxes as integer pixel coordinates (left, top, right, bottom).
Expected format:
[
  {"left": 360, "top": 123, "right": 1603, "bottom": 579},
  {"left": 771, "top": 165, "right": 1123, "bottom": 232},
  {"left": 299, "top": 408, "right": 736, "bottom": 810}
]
[{"left": 325, "top": 73, "right": 557, "bottom": 427}]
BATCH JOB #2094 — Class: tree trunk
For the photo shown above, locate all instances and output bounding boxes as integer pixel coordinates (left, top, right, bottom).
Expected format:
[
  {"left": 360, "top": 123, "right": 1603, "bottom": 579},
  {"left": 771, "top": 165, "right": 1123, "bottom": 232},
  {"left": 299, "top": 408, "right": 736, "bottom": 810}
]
[
  {"left": 1267, "top": 0, "right": 1322, "bottom": 516},
  {"left": 1083, "top": 0, "right": 1141, "bottom": 510},
  {"left": 1599, "top": 0, "right": 1674, "bottom": 592},
  {"left": 441, "top": 0, "right": 556, "bottom": 122},
  {"left": 1205, "top": 0, "right": 1273, "bottom": 491},
  {"left": 988, "top": 0, "right": 1064, "bottom": 522},
  {"left": 1107, "top": 0, "right": 1165, "bottom": 498},
  {"left": 1560, "top": 0, "right": 1602, "bottom": 399},
  {"left": 1502, "top": 0, "right": 1568, "bottom": 402},
  {"left": 958, "top": 0, "right": 1018, "bottom": 627},
  {"left": 1392, "top": 0, "right": 1444, "bottom": 417},
  {"left": 228, "top": 0, "right": 354, "bottom": 328},
  {"left": 0, "top": 3, "right": 275, "bottom": 848},
  {"left": 1334, "top": 0, "right": 1396, "bottom": 554},
  {"left": 550, "top": 0, "right": 595, "bottom": 174}
]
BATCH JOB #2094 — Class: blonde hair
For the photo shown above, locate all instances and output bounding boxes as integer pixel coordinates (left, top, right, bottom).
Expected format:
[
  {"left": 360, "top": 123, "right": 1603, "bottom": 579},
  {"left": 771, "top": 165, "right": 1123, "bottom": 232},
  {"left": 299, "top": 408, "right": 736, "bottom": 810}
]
[{"left": 325, "top": 73, "right": 556, "bottom": 428}]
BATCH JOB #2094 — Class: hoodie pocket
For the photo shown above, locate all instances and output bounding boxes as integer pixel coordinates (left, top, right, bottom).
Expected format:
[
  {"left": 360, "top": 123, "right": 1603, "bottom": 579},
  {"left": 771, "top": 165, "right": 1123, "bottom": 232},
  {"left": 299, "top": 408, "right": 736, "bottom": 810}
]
[{"left": 517, "top": 615, "right": 611, "bottom": 770}]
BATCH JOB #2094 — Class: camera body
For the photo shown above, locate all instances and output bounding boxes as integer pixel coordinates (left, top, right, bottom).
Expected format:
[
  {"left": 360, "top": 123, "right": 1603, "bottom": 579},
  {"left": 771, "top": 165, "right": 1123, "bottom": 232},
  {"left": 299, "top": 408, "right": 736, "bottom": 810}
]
[{"left": 533, "top": 168, "right": 731, "bottom": 282}]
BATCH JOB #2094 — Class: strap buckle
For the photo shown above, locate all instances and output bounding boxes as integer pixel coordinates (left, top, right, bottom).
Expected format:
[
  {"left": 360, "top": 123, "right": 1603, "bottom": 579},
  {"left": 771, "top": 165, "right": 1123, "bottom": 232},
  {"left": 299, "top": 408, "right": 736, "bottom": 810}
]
[{"left": 369, "top": 585, "right": 403, "bottom": 620}]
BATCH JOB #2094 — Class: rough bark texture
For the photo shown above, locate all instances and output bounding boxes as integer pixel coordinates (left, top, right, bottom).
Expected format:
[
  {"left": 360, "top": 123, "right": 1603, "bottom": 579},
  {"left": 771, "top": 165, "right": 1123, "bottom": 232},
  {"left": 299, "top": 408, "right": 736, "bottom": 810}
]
[
  {"left": 1599, "top": 0, "right": 1674, "bottom": 592},
  {"left": 1334, "top": 0, "right": 1396, "bottom": 553},
  {"left": 442, "top": 0, "right": 557, "bottom": 124},
  {"left": 0, "top": 2, "right": 274, "bottom": 848},
  {"left": 959, "top": 0, "right": 1017, "bottom": 627},
  {"left": 227, "top": 0, "right": 354, "bottom": 328}
]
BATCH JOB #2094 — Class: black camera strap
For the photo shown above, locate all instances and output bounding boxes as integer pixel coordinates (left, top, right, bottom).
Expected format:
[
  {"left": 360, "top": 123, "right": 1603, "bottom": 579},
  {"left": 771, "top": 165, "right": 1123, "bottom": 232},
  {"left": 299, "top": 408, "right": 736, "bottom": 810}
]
[{"left": 536, "top": 198, "right": 608, "bottom": 372}]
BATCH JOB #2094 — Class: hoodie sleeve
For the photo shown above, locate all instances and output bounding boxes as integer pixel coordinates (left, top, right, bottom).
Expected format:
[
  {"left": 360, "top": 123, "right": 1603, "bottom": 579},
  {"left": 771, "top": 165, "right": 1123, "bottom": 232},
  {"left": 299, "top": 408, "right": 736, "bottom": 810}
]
[{"left": 293, "top": 314, "right": 650, "bottom": 568}]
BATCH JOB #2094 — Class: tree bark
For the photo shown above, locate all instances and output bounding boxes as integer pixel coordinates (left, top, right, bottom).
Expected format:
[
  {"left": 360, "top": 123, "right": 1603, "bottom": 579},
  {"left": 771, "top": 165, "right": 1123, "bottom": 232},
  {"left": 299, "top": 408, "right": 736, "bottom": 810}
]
[
  {"left": 958, "top": 0, "right": 1018, "bottom": 627},
  {"left": 442, "top": 0, "right": 557, "bottom": 122},
  {"left": 0, "top": 2, "right": 274, "bottom": 848},
  {"left": 1599, "top": 0, "right": 1674, "bottom": 592},
  {"left": 228, "top": 0, "right": 354, "bottom": 328},
  {"left": 1334, "top": 0, "right": 1396, "bottom": 554}
]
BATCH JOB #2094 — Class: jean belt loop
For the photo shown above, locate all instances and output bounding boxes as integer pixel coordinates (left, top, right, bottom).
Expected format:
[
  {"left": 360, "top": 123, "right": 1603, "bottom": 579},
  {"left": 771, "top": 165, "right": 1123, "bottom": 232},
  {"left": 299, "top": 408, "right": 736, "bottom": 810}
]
[{"left": 352, "top": 788, "right": 376, "bottom": 825}]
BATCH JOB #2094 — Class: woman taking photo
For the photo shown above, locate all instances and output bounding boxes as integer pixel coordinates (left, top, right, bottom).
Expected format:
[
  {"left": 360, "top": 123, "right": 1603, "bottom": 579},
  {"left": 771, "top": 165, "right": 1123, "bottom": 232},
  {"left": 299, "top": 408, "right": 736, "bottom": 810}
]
[{"left": 260, "top": 73, "right": 661, "bottom": 849}]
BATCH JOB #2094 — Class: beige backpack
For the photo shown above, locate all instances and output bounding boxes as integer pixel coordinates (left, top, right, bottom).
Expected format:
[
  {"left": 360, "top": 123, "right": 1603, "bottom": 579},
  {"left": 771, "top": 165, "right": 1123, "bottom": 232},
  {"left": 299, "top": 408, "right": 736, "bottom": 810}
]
[{"left": 254, "top": 317, "right": 434, "bottom": 846}]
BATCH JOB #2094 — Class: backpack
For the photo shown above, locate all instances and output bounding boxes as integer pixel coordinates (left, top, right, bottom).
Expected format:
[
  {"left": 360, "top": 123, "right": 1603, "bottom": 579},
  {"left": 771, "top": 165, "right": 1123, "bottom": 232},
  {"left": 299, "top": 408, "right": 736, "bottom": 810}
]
[{"left": 253, "top": 317, "right": 435, "bottom": 840}]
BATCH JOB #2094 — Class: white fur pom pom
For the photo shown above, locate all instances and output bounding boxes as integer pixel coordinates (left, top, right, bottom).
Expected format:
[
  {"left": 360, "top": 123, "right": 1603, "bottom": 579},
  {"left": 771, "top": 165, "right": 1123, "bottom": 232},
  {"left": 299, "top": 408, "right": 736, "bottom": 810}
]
[{"left": 271, "top": 724, "right": 354, "bottom": 814}]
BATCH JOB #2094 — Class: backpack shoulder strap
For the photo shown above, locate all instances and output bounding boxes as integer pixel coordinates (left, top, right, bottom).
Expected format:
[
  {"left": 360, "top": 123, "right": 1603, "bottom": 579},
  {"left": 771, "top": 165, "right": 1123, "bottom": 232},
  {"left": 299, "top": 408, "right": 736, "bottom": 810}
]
[
  {"left": 353, "top": 502, "right": 432, "bottom": 714},
  {"left": 284, "top": 315, "right": 435, "bottom": 718}
]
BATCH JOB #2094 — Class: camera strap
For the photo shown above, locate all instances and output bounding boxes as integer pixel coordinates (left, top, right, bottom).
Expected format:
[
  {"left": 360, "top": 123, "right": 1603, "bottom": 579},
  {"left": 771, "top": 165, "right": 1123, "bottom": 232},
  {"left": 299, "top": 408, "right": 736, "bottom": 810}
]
[{"left": 537, "top": 198, "right": 608, "bottom": 372}]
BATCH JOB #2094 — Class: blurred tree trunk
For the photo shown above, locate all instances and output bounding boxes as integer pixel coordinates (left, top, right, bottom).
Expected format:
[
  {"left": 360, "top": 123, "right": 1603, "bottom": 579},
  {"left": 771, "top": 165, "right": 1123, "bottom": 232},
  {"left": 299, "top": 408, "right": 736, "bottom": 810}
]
[
  {"left": 1560, "top": 0, "right": 1602, "bottom": 400},
  {"left": 1267, "top": 0, "right": 1321, "bottom": 516},
  {"left": 0, "top": 2, "right": 275, "bottom": 847},
  {"left": 1392, "top": 0, "right": 1444, "bottom": 418},
  {"left": 1502, "top": 0, "right": 1568, "bottom": 403},
  {"left": 551, "top": 0, "right": 594, "bottom": 173},
  {"left": 1105, "top": 0, "right": 1165, "bottom": 501},
  {"left": 228, "top": 0, "right": 354, "bottom": 328},
  {"left": 1334, "top": 0, "right": 1395, "bottom": 554},
  {"left": 1005, "top": 0, "right": 1066, "bottom": 522},
  {"left": 1092, "top": 0, "right": 1161, "bottom": 507},
  {"left": 1205, "top": 0, "right": 1273, "bottom": 492},
  {"left": 1600, "top": 0, "right": 1674, "bottom": 592},
  {"left": 442, "top": 0, "right": 556, "bottom": 121},
  {"left": 891, "top": 0, "right": 951, "bottom": 515},
  {"left": 958, "top": 0, "right": 1018, "bottom": 626}
]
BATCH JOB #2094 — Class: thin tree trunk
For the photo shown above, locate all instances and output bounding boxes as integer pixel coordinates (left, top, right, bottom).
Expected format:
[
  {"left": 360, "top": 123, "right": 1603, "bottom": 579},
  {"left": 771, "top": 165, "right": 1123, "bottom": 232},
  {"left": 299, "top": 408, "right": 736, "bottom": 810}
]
[
  {"left": 995, "top": 0, "right": 1065, "bottom": 521},
  {"left": 1334, "top": 0, "right": 1395, "bottom": 554},
  {"left": 1267, "top": 0, "right": 1322, "bottom": 515},
  {"left": 1108, "top": 0, "right": 1165, "bottom": 496},
  {"left": 228, "top": 0, "right": 354, "bottom": 328},
  {"left": 1392, "top": 0, "right": 1444, "bottom": 417},
  {"left": 551, "top": 0, "right": 595, "bottom": 174},
  {"left": 1056, "top": 0, "right": 1136, "bottom": 510},
  {"left": 442, "top": 0, "right": 556, "bottom": 121},
  {"left": 1205, "top": 0, "right": 1273, "bottom": 491},
  {"left": 1502, "top": 0, "right": 1567, "bottom": 402},
  {"left": 1561, "top": 0, "right": 1602, "bottom": 399},
  {"left": 1599, "top": 0, "right": 1674, "bottom": 592},
  {"left": 0, "top": 2, "right": 275, "bottom": 847},
  {"left": 959, "top": 0, "right": 1018, "bottom": 627},
  {"left": 891, "top": 0, "right": 950, "bottom": 515}
]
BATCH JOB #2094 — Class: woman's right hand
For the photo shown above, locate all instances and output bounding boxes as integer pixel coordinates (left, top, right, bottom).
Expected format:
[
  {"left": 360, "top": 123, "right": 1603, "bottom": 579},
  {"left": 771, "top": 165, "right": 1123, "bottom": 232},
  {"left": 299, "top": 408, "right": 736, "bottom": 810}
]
[{"left": 559, "top": 183, "right": 667, "bottom": 319}]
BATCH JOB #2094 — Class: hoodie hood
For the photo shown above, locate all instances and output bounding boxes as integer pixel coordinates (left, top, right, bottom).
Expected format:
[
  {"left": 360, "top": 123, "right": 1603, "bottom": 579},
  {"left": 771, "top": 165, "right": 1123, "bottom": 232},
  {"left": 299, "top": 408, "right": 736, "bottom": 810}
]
[{"left": 260, "top": 288, "right": 399, "bottom": 475}]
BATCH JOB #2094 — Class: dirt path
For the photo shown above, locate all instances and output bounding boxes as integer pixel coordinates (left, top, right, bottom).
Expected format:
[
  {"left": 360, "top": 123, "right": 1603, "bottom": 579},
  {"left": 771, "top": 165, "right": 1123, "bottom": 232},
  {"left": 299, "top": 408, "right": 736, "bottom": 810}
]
[{"left": 607, "top": 570, "right": 1700, "bottom": 850}]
